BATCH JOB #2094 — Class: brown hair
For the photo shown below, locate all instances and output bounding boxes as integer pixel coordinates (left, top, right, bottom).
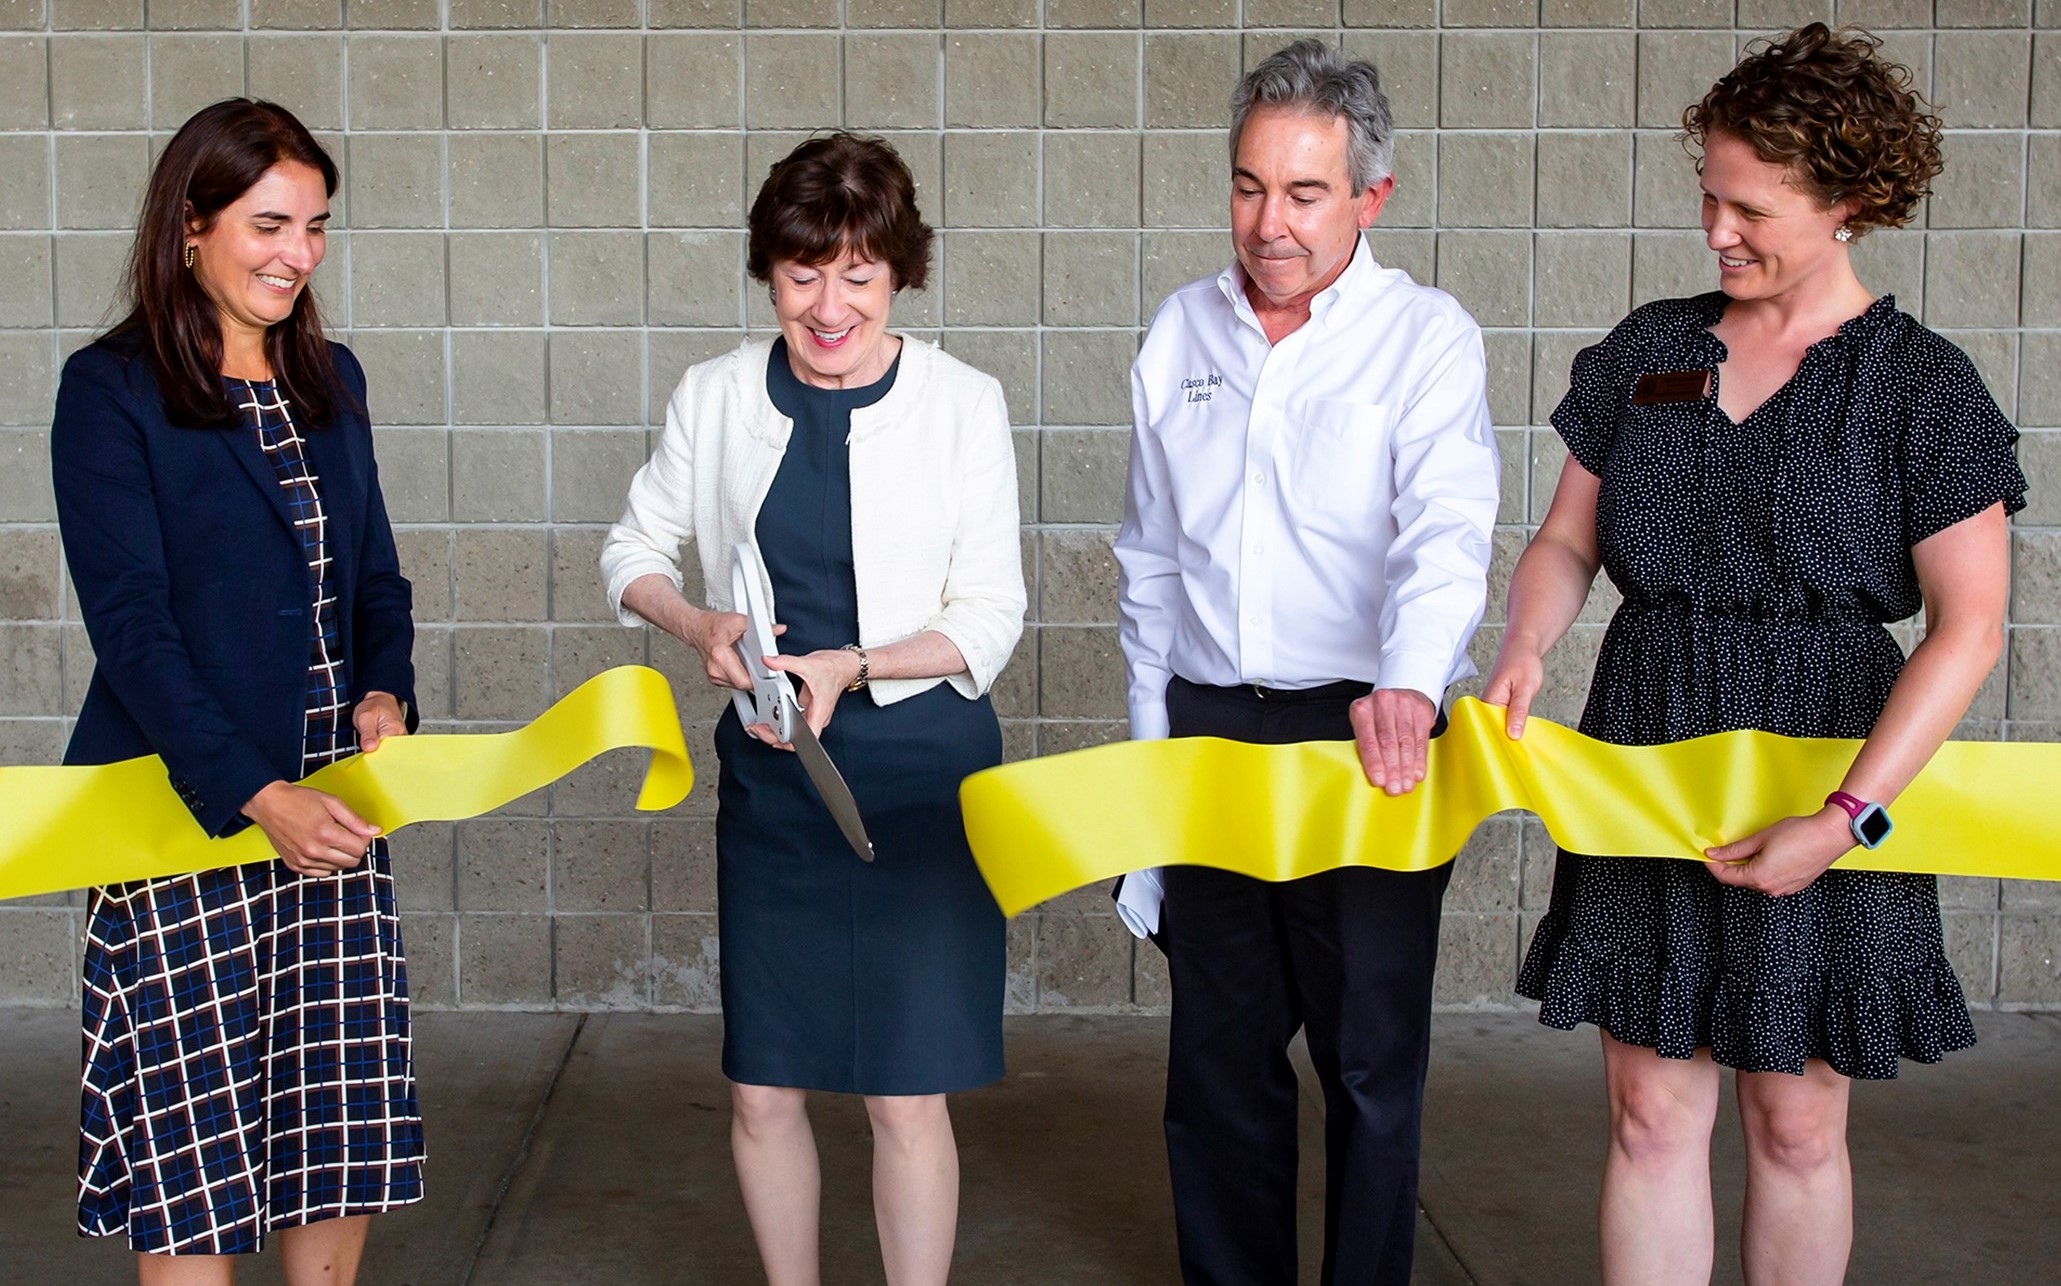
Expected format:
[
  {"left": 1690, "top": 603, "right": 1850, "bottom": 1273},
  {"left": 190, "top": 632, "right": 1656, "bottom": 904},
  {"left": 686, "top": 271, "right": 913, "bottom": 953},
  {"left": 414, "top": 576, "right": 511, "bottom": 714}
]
[
  {"left": 1682, "top": 23, "right": 1942, "bottom": 238},
  {"left": 746, "top": 133, "right": 933, "bottom": 291},
  {"left": 109, "top": 98, "right": 344, "bottom": 429}
]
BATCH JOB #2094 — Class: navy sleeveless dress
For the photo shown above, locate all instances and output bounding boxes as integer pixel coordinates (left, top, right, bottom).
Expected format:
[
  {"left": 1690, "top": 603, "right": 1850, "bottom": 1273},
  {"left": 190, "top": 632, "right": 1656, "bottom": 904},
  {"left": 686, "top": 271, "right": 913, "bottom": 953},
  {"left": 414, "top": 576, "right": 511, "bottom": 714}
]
[{"left": 713, "top": 339, "right": 1006, "bottom": 1096}]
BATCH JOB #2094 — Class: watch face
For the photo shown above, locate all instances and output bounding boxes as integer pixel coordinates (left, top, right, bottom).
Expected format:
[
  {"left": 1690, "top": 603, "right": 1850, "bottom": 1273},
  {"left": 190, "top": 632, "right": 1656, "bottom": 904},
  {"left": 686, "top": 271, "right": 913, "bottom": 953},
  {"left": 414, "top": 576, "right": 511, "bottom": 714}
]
[{"left": 1856, "top": 805, "right": 1893, "bottom": 848}]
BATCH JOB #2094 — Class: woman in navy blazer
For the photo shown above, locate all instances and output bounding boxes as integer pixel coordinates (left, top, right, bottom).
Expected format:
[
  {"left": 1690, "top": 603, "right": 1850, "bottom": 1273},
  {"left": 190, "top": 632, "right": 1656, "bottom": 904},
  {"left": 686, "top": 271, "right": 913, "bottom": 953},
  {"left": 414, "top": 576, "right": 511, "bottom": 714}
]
[{"left": 51, "top": 100, "right": 423, "bottom": 1283}]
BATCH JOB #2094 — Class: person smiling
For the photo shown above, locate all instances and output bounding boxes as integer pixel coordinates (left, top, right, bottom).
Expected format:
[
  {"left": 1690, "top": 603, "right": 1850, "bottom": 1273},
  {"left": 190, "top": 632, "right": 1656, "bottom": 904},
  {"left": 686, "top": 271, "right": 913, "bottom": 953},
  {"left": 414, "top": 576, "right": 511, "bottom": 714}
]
[
  {"left": 1116, "top": 40, "right": 1499, "bottom": 1286},
  {"left": 601, "top": 133, "right": 1023, "bottom": 1286},
  {"left": 1485, "top": 25, "right": 2024, "bottom": 1285},
  {"left": 52, "top": 100, "right": 421, "bottom": 1283}
]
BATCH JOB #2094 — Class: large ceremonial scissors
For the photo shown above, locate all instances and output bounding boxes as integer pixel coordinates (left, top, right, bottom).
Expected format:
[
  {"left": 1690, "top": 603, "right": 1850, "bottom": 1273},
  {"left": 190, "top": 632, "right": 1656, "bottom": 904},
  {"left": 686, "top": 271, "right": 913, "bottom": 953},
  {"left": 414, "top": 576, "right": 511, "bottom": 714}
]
[{"left": 729, "top": 543, "right": 876, "bottom": 863}]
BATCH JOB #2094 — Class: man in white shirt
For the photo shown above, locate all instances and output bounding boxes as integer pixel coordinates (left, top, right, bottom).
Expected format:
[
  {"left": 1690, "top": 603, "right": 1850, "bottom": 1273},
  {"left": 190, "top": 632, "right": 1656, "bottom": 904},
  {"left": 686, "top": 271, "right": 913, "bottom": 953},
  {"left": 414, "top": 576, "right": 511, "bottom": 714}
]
[{"left": 1114, "top": 39, "right": 1499, "bottom": 1286}]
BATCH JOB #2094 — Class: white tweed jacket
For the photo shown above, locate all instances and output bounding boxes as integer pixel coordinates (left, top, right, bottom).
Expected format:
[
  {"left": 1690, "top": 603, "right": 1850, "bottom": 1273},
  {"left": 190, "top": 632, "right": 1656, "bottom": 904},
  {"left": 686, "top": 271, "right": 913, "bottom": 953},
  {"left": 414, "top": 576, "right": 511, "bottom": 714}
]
[{"left": 601, "top": 336, "right": 1026, "bottom": 705}]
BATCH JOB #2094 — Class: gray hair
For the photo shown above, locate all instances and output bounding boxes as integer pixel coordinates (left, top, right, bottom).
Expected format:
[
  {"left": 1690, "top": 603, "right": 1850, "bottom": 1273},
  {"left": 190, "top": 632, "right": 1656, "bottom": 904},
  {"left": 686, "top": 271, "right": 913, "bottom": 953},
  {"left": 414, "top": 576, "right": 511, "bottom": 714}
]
[{"left": 1229, "top": 39, "right": 1395, "bottom": 193}]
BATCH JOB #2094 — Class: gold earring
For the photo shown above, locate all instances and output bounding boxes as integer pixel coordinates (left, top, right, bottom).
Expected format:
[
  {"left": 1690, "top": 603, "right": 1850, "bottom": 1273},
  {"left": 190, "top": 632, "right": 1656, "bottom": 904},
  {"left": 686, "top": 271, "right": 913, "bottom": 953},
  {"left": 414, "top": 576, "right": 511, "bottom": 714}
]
[{"left": 184, "top": 243, "right": 196, "bottom": 269}]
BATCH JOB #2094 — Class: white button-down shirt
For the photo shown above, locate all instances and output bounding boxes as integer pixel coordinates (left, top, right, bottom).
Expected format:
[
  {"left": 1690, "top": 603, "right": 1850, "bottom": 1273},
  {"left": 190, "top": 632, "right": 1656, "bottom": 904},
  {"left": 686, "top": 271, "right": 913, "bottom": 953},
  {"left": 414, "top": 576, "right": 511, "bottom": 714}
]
[
  {"left": 1115, "top": 237, "right": 1501, "bottom": 742},
  {"left": 1110, "top": 239, "right": 1500, "bottom": 937}
]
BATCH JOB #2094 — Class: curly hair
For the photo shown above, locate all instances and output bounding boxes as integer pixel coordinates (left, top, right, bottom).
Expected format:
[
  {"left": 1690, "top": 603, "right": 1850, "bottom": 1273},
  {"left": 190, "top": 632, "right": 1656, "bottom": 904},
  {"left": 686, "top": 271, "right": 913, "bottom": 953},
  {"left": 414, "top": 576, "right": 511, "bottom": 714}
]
[{"left": 1682, "top": 23, "right": 1941, "bottom": 238}]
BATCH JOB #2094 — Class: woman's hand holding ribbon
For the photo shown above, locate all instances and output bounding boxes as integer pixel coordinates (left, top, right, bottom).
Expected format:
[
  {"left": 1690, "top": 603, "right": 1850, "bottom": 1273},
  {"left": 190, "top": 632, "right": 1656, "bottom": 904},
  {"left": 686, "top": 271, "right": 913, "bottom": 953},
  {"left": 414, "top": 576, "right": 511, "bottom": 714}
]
[
  {"left": 354, "top": 691, "right": 410, "bottom": 753},
  {"left": 241, "top": 780, "right": 381, "bottom": 877},
  {"left": 1481, "top": 648, "right": 1545, "bottom": 741},
  {"left": 1703, "top": 807, "right": 1855, "bottom": 896}
]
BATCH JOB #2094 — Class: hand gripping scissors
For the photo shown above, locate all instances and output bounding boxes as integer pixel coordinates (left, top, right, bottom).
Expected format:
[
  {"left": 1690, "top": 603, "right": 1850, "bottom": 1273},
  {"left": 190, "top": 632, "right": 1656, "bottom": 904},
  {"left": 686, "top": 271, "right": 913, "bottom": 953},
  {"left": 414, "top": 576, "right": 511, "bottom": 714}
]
[{"left": 729, "top": 543, "right": 876, "bottom": 863}]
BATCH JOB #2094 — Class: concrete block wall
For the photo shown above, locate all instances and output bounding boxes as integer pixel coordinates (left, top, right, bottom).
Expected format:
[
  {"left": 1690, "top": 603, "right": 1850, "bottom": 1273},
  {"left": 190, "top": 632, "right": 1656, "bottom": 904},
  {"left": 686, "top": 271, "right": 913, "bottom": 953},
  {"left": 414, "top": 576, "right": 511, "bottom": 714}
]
[{"left": 2, "top": 0, "right": 2059, "bottom": 1013}]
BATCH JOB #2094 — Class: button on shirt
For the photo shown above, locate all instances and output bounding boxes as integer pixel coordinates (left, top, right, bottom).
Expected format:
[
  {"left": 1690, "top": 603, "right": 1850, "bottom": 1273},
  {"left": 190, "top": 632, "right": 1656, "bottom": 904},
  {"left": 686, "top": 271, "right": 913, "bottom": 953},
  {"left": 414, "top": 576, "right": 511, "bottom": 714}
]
[{"left": 1115, "top": 238, "right": 1500, "bottom": 741}]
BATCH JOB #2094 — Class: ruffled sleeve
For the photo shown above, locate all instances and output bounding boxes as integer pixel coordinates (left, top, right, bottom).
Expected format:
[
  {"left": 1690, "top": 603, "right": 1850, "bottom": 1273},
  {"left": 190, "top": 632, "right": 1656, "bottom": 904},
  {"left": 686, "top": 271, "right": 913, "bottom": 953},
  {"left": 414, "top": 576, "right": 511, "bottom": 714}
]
[
  {"left": 1550, "top": 314, "right": 1645, "bottom": 479},
  {"left": 1901, "top": 339, "right": 2027, "bottom": 545}
]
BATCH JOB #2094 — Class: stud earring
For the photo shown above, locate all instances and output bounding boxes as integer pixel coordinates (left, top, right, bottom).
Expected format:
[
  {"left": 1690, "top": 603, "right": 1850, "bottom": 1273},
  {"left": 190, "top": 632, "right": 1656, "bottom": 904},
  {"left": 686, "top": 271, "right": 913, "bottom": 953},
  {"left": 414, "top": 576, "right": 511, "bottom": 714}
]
[
  {"left": 184, "top": 243, "right": 196, "bottom": 269},
  {"left": 1834, "top": 225, "right": 1853, "bottom": 243}
]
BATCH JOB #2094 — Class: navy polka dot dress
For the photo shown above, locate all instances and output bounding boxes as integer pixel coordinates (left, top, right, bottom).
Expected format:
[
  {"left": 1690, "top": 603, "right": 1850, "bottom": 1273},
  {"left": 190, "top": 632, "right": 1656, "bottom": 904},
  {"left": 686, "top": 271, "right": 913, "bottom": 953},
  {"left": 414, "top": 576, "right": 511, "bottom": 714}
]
[{"left": 1516, "top": 293, "right": 2027, "bottom": 1081}]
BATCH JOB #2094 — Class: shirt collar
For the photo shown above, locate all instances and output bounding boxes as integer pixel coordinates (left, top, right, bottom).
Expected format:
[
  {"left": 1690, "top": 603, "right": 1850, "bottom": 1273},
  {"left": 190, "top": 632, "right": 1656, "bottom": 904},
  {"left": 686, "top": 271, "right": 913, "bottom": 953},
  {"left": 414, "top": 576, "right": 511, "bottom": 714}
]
[{"left": 1216, "top": 235, "right": 1378, "bottom": 330}]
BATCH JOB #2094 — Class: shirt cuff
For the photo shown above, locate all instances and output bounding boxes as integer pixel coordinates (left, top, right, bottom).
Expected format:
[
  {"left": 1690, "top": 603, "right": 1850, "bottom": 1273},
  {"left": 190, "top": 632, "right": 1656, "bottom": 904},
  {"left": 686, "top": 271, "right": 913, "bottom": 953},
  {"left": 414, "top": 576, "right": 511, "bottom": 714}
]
[
  {"left": 1126, "top": 696, "right": 1170, "bottom": 741},
  {"left": 1376, "top": 651, "right": 1456, "bottom": 710}
]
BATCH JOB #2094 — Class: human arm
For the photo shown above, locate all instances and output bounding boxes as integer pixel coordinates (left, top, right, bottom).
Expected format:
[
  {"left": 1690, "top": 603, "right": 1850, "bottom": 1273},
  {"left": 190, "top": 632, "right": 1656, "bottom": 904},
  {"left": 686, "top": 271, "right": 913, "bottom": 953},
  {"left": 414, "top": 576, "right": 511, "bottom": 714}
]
[
  {"left": 760, "top": 629, "right": 967, "bottom": 745},
  {"left": 336, "top": 346, "right": 417, "bottom": 753},
  {"left": 52, "top": 351, "right": 287, "bottom": 838},
  {"left": 1704, "top": 503, "right": 2009, "bottom": 895},
  {"left": 621, "top": 572, "right": 759, "bottom": 692},
  {"left": 905, "top": 376, "right": 1026, "bottom": 699},
  {"left": 602, "top": 370, "right": 704, "bottom": 629},
  {"left": 602, "top": 367, "right": 769, "bottom": 690},
  {"left": 1360, "top": 322, "right": 1500, "bottom": 792},
  {"left": 1114, "top": 358, "right": 1180, "bottom": 742},
  {"left": 1480, "top": 461, "right": 1604, "bottom": 739}
]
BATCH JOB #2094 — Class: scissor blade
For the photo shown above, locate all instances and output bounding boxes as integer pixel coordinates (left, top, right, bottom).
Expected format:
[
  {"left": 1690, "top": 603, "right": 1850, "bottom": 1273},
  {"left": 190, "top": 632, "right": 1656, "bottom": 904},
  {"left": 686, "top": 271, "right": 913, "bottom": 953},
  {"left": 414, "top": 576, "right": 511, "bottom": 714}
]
[{"left": 789, "top": 717, "right": 875, "bottom": 862}]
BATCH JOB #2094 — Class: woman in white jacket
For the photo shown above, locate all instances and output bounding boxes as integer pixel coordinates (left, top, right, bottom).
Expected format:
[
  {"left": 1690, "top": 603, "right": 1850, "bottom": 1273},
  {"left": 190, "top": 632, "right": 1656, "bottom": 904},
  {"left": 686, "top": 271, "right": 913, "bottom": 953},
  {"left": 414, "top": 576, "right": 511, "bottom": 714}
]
[{"left": 600, "top": 133, "right": 1024, "bottom": 1286}]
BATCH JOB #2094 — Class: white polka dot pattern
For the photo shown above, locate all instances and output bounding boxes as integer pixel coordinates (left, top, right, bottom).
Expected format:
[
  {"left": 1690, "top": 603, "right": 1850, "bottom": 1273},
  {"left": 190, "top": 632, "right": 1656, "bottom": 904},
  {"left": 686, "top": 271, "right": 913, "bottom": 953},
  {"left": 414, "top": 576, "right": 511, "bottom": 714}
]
[{"left": 1517, "top": 293, "right": 2027, "bottom": 1081}]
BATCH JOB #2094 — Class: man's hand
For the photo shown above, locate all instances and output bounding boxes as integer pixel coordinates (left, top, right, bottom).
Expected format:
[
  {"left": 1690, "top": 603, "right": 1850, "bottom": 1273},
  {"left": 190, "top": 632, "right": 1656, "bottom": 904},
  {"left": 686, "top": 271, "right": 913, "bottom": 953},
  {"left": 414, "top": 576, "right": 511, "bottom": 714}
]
[{"left": 1350, "top": 688, "right": 1435, "bottom": 795}]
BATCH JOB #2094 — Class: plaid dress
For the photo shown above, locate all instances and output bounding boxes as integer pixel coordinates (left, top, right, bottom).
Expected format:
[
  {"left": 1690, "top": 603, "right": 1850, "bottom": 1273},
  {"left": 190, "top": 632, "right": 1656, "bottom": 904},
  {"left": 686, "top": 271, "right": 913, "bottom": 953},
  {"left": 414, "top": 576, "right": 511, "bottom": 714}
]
[{"left": 77, "top": 381, "right": 424, "bottom": 1254}]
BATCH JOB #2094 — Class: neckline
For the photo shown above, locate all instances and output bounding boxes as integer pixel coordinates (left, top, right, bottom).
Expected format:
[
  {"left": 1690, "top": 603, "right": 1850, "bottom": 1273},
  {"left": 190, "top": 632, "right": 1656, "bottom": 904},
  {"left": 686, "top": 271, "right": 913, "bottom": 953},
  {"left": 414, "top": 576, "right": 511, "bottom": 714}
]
[
  {"left": 1697, "top": 292, "right": 1893, "bottom": 427},
  {"left": 767, "top": 336, "right": 901, "bottom": 412}
]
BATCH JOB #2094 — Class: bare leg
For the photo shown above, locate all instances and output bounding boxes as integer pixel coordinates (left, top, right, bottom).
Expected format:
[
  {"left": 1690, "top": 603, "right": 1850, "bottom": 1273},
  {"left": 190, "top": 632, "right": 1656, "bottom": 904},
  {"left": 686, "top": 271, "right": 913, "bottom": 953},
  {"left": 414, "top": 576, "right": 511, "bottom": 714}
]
[
  {"left": 864, "top": 1094, "right": 958, "bottom": 1286},
  {"left": 276, "top": 1215, "right": 370, "bottom": 1286},
  {"left": 732, "top": 1081, "right": 822, "bottom": 1286},
  {"left": 1598, "top": 1033, "right": 1723, "bottom": 1286},
  {"left": 136, "top": 1253, "right": 234, "bottom": 1286},
  {"left": 1736, "top": 1061, "right": 1852, "bottom": 1286}
]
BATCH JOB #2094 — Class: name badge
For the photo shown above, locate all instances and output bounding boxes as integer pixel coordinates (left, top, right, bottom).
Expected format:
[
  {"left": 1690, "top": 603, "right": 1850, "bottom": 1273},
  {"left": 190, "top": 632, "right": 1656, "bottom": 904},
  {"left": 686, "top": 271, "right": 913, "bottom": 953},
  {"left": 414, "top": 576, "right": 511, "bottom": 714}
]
[{"left": 1630, "top": 370, "right": 1713, "bottom": 406}]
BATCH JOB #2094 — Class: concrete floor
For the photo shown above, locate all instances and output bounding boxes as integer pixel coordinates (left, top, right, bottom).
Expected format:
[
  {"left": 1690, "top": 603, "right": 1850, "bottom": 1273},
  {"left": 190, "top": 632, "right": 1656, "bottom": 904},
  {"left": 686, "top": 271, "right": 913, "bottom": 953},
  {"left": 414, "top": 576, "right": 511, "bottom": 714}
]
[{"left": 1, "top": 1009, "right": 2056, "bottom": 1284}]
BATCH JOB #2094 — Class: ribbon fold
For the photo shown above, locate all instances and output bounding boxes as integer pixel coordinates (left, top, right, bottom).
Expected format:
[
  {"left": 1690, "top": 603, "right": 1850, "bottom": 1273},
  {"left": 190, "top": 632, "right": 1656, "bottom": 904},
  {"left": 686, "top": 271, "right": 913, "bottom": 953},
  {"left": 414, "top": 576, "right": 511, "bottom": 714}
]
[
  {"left": 0, "top": 665, "right": 693, "bottom": 902},
  {"left": 961, "top": 696, "right": 2061, "bottom": 918}
]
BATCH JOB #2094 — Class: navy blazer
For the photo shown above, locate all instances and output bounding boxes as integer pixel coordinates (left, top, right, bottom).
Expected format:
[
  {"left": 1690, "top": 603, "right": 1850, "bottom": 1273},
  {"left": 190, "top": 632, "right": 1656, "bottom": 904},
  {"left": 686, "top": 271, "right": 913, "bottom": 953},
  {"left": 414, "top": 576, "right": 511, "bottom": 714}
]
[{"left": 52, "top": 336, "right": 416, "bottom": 839}]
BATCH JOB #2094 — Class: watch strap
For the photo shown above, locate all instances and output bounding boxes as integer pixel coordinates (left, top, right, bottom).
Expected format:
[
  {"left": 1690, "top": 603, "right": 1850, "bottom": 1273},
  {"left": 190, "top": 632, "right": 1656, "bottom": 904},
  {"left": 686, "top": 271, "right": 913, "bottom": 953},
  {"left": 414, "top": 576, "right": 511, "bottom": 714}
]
[
  {"left": 1825, "top": 790, "right": 1869, "bottom": 820},
  {"left": 1825, "top": 790, "right": 1892, "bottom": 849}
]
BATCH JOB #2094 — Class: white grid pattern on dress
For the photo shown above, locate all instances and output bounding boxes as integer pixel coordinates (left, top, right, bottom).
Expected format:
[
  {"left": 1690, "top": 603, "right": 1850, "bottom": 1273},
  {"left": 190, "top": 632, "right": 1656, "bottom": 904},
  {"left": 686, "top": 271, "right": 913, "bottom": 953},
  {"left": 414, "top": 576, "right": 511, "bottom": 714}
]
[{"left": 77, "top": 386, "right": 423, "bottom": 1255}]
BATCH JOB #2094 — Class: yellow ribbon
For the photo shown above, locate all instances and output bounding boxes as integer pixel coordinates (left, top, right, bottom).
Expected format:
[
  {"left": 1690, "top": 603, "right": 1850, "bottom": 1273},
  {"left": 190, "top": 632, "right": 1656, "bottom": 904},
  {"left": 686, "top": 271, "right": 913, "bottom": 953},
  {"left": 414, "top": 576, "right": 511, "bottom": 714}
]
[
  {"left": 0, "top": 665, "right": 692, "bottom": 901},
  {"left": 961, "top": 695, "right": 2061, "bottom": 918}
]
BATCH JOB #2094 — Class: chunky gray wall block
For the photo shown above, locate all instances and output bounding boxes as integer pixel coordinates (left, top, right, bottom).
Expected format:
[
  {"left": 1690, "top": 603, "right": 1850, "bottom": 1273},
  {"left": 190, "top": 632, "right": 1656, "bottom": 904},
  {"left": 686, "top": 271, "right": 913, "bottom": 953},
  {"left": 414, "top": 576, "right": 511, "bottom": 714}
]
[{"left": 2, "top": 1, "right": 2058, "bottom": 1014}]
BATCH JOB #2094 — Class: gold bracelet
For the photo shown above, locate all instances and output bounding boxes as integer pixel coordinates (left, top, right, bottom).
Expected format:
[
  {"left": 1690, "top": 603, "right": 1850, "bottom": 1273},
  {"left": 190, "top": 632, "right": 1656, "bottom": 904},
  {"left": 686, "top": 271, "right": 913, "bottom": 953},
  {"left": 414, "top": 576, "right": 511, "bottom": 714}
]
[{"left": 842, "top": 643, "right": 869, "bottom": 691}]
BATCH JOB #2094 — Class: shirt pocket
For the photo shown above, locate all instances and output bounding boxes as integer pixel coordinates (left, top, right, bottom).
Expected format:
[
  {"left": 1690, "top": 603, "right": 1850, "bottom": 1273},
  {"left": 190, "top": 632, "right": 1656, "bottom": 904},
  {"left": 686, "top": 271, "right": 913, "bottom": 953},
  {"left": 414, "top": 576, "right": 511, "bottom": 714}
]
[{"left": 1289, "top": 399, "right": 1393, "bottom": 514}]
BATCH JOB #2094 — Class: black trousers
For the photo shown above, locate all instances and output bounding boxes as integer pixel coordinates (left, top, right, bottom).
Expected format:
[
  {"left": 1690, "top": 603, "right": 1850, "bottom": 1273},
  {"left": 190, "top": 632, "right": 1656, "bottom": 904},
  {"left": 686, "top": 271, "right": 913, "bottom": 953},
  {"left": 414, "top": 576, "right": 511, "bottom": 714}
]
[{"left": 1159, "top": 676, "right": 1452, "bottom": 1286}]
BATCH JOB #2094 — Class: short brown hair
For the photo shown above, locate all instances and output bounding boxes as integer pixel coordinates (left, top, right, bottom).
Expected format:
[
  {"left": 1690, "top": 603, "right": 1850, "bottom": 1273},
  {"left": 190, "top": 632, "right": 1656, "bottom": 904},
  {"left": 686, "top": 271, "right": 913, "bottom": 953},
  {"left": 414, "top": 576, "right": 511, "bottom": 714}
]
[
  {"left": 746, "top": 133, "right": 933, "bottom": 291},
  {"left": 1682, "top": 23, "right": 1941, "bottom": 238}
]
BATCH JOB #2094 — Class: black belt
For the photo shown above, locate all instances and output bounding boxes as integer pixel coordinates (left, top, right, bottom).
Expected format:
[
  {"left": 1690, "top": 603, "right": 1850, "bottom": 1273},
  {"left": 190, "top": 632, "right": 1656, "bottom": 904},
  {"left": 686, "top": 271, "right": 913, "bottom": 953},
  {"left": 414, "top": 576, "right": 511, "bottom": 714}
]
[{"left": 1172, "top": 675, "right": 1373, "bottom": 704}]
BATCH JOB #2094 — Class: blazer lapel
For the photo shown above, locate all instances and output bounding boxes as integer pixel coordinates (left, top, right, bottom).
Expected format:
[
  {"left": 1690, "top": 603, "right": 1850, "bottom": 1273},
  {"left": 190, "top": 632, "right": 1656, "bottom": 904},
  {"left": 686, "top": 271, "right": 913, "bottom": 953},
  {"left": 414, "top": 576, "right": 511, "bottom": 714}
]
[{"left": 215, "top": 414, "right": 299, "bottom": 539}]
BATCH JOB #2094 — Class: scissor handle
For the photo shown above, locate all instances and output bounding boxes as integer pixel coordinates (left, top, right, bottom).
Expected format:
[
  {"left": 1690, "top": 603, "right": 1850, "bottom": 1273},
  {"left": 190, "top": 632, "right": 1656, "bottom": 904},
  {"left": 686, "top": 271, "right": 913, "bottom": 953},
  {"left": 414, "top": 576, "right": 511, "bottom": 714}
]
[{"left": 730, "top": 545, "right": 795, "bottom": 743}]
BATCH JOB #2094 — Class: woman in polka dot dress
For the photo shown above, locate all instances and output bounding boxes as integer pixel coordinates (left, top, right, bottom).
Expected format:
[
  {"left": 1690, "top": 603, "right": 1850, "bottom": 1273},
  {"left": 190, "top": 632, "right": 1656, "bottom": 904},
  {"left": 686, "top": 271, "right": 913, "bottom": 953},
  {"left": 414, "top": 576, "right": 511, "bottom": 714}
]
[{"left": 1484, "top": 25, "right": 2025, "bottom": 1286}]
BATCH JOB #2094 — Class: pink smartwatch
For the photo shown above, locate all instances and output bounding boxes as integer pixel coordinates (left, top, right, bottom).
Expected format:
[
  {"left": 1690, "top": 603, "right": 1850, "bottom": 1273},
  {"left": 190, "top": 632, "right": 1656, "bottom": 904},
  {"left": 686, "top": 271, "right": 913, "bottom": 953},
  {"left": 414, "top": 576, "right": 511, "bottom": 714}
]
[{"left": 1825, "top": 791, "right": 1893, "bottom": 849}]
